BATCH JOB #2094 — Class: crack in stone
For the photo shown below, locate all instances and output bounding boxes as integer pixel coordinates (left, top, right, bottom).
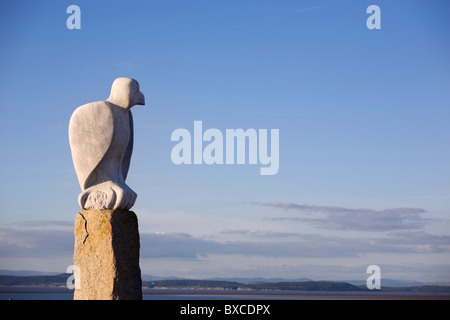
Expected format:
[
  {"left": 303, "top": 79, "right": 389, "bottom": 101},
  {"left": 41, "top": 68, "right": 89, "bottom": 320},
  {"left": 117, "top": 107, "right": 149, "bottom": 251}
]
[{"left": 78, "top": 212, "right": 89, "bottom": 244}]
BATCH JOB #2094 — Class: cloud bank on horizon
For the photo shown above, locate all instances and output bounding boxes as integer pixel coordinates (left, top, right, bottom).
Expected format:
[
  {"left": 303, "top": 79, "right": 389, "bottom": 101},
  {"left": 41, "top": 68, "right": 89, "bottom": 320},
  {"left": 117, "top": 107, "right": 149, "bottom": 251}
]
[
  {"left": 258, "top": 202, "right": 429, "bottom": 231},
  {"left": 1, "top": 199, "right": 449, "bottom": 281}
]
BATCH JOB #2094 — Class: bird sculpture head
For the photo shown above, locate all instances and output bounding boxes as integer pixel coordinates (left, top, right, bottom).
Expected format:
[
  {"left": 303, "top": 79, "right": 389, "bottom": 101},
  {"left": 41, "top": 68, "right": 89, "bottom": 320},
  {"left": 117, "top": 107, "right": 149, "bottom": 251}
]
[{"left": 107, "top": 77, "right": 145, "bottom": 110}]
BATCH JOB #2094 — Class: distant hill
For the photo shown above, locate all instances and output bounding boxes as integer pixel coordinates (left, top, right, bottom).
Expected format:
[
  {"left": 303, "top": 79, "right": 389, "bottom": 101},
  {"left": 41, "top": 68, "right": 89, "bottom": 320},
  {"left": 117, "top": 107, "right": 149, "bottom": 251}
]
[
  {"left": 344, "top": 279, "right": 424, "bottom": 287},
  {"left": 1, "top": 273, "right": 450, "bottom": 294},
  {"left": 0, "top": 270, "right": 59, "bottom": 277},
  {"left": 142, "top": 279, "right": 365, "bottom": 291},
  {"left": 0, "top": 274, "right": 70, "bottom": 287},
  {"left": 244, "top": 281, "right": 365, "bottom": 292},
  {"left": 141, "top": 279, "right": 450, "bottom": 293},
  {"left": 1, "top": 276, "right": 361, "bottom": 291},
  {"left": 141, "top": 274, "right": 185, "bottom": 281},
  {"left": 206, "top": 277, "right": 313, "bottom": 283}
]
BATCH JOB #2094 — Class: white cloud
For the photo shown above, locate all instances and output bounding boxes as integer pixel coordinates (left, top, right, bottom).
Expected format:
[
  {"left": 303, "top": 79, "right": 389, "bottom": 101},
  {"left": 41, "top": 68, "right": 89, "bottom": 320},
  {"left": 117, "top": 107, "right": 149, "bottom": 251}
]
[{"left": 257, "top": 202, "right": 429, "bottom": 231}]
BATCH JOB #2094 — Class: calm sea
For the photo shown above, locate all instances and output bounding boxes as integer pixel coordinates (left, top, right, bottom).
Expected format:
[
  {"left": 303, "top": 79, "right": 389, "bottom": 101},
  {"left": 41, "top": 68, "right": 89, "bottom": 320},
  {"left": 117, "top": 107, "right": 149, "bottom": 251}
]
[{"left": 1, "top": 287, "right": 449, "bottom": 300}]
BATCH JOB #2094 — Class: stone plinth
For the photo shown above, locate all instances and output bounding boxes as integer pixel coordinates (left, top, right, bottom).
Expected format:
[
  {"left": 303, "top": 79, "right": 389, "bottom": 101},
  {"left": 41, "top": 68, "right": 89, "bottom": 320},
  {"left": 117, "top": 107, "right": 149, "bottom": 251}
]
[{"left": 73, "top": 209, "right": 142, "bottom": 300}]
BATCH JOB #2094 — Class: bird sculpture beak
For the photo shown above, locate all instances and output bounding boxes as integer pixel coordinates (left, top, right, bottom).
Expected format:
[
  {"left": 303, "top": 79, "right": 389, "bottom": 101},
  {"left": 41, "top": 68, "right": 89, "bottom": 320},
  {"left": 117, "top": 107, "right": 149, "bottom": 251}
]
[{"left": 136, "top": 92, "right": 145, "bottom": 106}]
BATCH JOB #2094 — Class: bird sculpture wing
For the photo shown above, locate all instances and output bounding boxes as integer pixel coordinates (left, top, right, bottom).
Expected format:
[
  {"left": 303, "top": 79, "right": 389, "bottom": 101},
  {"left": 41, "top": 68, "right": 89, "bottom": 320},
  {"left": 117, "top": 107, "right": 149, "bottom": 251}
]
[
  {"left": 69, "top": 101, "right": 114, "bottom": 191},
  {"left": 121, "top": 111, "right": 133, "bottom": 181}
]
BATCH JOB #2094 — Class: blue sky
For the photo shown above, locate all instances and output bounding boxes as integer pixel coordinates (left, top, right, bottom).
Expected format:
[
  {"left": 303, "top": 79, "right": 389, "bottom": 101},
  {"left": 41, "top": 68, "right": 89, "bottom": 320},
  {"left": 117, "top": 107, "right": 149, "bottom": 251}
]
[{"left": 1, "top": 0, "right": 449, "bottom": 282}]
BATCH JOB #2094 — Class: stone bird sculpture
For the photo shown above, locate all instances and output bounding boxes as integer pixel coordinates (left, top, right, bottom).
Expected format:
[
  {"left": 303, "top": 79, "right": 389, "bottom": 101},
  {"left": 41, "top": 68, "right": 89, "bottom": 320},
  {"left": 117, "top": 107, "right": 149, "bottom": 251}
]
[{"left": 69, "top": 77, "right": 145, "bottom": 210}]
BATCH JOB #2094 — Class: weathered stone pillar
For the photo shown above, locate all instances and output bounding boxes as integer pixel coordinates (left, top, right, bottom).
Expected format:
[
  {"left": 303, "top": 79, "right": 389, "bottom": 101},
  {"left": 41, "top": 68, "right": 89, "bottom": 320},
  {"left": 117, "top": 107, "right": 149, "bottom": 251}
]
[{"left": 73, "top": 209, "right": 142, "bottom": 300}]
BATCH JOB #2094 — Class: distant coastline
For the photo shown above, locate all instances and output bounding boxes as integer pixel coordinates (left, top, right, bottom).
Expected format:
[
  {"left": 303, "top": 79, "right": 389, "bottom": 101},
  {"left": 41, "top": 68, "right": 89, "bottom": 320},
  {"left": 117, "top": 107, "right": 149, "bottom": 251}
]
[{"left": 1, "top": 273, "right": 450, "bottom": 298}]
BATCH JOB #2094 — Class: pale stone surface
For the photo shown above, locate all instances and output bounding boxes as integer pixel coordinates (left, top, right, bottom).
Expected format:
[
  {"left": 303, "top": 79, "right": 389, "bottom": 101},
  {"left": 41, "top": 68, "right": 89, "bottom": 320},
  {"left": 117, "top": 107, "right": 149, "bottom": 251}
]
[
  {"left": 73, "top": 209, "right": 142, "bottom": 300},
  {"left": 69, "top": 78, "right": 145, "bottom": 210}
]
